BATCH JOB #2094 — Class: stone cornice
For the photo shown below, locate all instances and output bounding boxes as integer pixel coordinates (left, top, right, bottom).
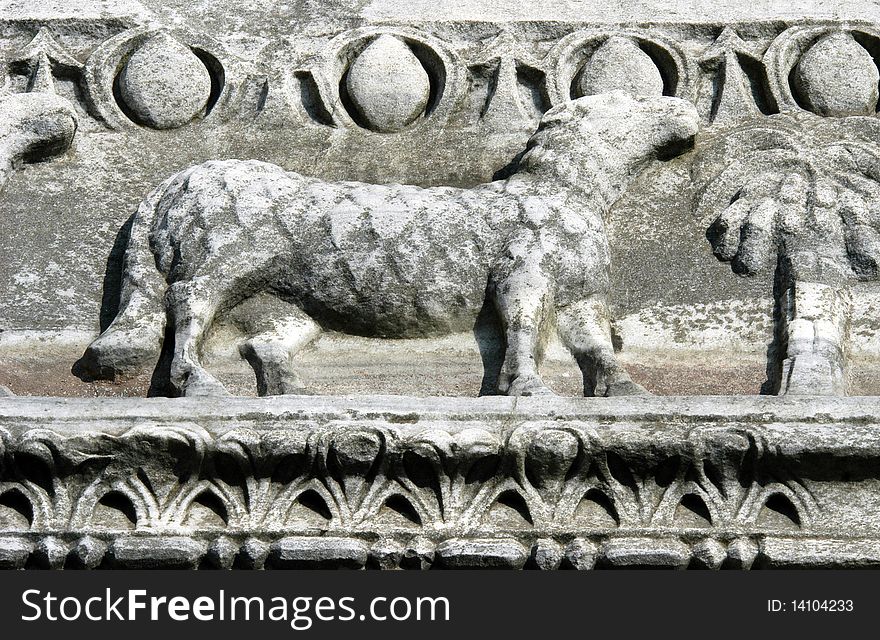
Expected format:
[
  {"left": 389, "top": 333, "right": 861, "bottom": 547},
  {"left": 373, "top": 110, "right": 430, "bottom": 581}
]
[{"left": 0, "top": 396, "right": 878, "bottom": 568}]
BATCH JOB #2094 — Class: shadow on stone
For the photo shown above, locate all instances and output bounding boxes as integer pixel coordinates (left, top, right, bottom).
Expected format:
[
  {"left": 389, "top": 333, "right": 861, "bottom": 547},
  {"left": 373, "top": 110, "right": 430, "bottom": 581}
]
[{"left": 473, "top": 296, "right": 504, "bottom": 396}]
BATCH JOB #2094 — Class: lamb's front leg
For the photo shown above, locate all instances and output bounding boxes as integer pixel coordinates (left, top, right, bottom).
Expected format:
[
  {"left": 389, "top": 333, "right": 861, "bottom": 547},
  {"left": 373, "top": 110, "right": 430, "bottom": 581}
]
[
  {"left": 557, "top": 296, "right": 649, "bottom": 397},
  {"left": 492, "top": 268, "right": 555, "bottom": 396}
]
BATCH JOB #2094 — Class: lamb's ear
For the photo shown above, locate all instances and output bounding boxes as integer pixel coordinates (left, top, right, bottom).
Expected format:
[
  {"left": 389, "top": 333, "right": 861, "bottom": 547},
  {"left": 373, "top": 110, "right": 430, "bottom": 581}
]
[{"left": 537, "top": 102, "right": 576, "bottom": 130}]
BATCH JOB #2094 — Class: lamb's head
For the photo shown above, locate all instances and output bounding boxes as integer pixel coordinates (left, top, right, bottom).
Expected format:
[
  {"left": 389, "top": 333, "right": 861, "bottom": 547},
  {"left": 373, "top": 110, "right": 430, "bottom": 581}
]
[{"left": 520, "top": 91, "right": 699, "bottom": 201}]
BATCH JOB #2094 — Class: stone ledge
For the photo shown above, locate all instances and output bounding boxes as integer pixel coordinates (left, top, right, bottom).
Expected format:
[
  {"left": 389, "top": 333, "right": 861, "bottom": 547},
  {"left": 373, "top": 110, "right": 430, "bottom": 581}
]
[
  {"left": 0, "top": 395, "right": 879, "bottom": 568},
  {"left": 3, "top": 533, "right": 880, "bottom": 570}
]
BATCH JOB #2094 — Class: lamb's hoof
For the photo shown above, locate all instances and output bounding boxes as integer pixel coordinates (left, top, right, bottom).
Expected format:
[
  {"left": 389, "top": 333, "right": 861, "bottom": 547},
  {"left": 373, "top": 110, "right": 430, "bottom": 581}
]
[
  {"left": 76, "top": 328, "right": 161, "bottom": 382},
  {"left": 76, "top": 339, "right": 135, "bottom": 381},
  {"left": 177, "top": 371, "right": 231, "bottom": 397},
  {"left": 604, "top": 380, "right": 650, "bottom": 397},
  {"left": 261, "top": 378, "right": 306, "bottom": 396},
  {"left": 183, "top": 381, "right": 231, "bottom": 397},
  {"left": 503, "top": 374, "right": 556, "bottom": 397}
]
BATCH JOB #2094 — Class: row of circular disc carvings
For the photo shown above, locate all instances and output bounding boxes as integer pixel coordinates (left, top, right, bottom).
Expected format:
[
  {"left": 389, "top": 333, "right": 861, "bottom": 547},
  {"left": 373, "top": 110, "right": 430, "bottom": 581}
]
[{"left": 84, "top": 23, "right": 880, "bottom": 133}]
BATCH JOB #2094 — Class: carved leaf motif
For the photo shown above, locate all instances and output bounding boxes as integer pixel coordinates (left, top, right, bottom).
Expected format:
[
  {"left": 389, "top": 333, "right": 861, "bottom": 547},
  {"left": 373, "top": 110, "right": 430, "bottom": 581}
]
[
  {"left": 344, "top": 35, "right": 431, "bottom": 133},
  {"left": 524, "top": 428, "right": 579, "bottom": 492},
  {"left": 698, "top": 27, "right": 768, "bottom": 124},
  {"left": 699, "top": 117, "right": 880, "bottom": 281},
  {"left": 118, "top": 424, "right": 211, "bottom": 505},
  {"left": 12, "top": 27, "right": 83, "bottom": 94},
  {"left": 451, "top": 428, "right": 500, "bottom": 461}
]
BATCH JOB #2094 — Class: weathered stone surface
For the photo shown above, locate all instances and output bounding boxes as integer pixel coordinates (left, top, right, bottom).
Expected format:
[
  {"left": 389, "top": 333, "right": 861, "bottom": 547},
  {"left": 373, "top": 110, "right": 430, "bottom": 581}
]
[
  {"left": 402, "top": 537, "right": 435, "bottom": 570},
  {"left": 78, "top": 92, "right": 697, "bottom": 399},
  {"left": 268, "top": 537, "right": 369, "bottom": 569},
  {"left": 0, "top": 91, "right": 76, "bottom": 187},
  {"left": 6, "top": 5, "right": 880, "bottom": 398},
  {"left": 109, "top": 536, "right": 207, "bottom": 568},
  {"left": 72, "top": 536, "right": 108, "bottom": 569},
  {"left": 436, "top": 539, "right": 529, "bottom": 569},
  {"left": 0, "top": 395, "right": 876, "bottom": 568},
  {"left": 725, "top": 538, "right": 759, "bottom": 570},
  {"left": 695, "top": 111, "right": 880, "bottom": 395},
  {"left": 6, "top": 0, "right": 880, "bottom": 571},
  {"left": 206, "top": 536, "right": 239, "bottom": 569},
  {"left": 368, "top": 538, "right": 405, "bottom": 569},
  {"left": 530, "top": 538, "right": 563, "bottom": 570},
  {"left": 32, "top": 536, "right": 69, "bottom": 569},
  {"left": 563, "top": 538, "right": 598, "bottom": 570},
  {"left": 759, "top": 538, "right": 880, "bottom": 569},
  {"left": 239, "top": 538, "right": 270, "bottom": 570},
  {"left": 600, "top": 538, "right": 691, "bottom": 569},
  {"left": 691, "top": 539, "right": 727, "bottom": 570},
  {"left": 0, "top": 536, "right": 33, "bottom": 569}
]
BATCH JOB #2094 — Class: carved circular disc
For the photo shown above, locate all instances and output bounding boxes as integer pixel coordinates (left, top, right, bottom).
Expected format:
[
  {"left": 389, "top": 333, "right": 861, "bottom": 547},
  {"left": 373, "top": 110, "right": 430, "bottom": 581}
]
[
  {"left": 118, "top": 33, "right": 212, "bottom": 130},
  {"left": 793, "top": 32, "right": 879, "bottom": 117},
  {"left": 576, "top": 36, "right": 664, "bottom": 98},
  {"left": 344, "top": 34, "right": 431, "bottom": 133}
]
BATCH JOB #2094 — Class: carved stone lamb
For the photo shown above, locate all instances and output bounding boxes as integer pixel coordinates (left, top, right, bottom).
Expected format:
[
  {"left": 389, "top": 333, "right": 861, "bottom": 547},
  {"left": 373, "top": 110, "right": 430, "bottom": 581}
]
[{"left": 80, "top": 91, "right": 699, "bottom": 397}]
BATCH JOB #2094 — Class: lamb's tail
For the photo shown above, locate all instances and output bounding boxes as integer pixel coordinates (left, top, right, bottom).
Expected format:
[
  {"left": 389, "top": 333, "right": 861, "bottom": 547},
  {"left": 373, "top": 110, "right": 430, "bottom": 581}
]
[{"left": 78, "top": 178, "right": 174, "bottom": 381}]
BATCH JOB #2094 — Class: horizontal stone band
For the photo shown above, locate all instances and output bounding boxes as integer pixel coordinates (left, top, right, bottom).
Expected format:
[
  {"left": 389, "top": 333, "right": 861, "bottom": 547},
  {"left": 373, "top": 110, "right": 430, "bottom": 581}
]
[{"left": 0, "top": 395, "right": 878, "bottom": 568}]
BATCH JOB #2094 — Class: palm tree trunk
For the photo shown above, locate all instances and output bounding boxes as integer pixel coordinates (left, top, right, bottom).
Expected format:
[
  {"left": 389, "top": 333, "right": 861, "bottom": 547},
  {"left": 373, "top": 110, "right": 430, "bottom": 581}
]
[{"left": 776, "top": 257, "right": 851, "bottom": 395}]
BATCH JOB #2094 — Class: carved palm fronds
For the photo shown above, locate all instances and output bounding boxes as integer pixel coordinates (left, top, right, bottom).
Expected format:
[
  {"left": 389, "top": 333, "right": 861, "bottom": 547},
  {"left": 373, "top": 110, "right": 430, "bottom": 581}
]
[
  {"left": 696, "top": 113, "right": 880, "bottom": 283},
  {"left": 695, "top": 113, "right": 880, "bottom": 395}
]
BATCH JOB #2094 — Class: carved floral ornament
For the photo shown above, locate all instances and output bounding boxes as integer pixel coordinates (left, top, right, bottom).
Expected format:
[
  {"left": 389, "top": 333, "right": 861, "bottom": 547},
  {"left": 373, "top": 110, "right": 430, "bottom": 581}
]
[{"left": 0, "top": 419, "right": 816, "bottom": 568}]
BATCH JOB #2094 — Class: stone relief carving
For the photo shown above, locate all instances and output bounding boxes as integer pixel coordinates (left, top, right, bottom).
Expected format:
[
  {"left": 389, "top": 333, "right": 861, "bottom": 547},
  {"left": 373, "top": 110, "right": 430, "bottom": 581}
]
[
  {"left": 343, "top": 35, "right": 431, "bottom": 133},
  {"left": 0, "top": 21, "right": 871, "bottom": 139},
  {"left": 284, "top": 26, "right": 463, "bottom": 132},
  {"left": 6, "top": 4, "right": 880, "bottom": 569},
  {"left": 79, "top": 92, "right": 699, "bottom": 398},
  {"left": 696, "top": 26, "right": 880, "bottom": 396},
  {"left": 545, "top": 30, "right": 692, "bottom": 106},
  {"left": 697, "top": 27, "right": 773, "bottom": 125},
  {"left": 0, "top": 28, "right": 78, "bottom": 185},
  {"left": 10, "top": 28, "right": 83, "bottom": 95},
  {"left": 468, "top": 31, "right": 547, "bottom": 131},
  {"left": 764, "top": 25, "right": 880, "bottom": 118},
  {"left": 82, "top": 26, "right": 241, "bottom": 131},
  {"left": 0, "top": 396, "right": 857, "bottom": 569},
  {"left": 0, "top": 92, "right": 77, "bottom": 189}
]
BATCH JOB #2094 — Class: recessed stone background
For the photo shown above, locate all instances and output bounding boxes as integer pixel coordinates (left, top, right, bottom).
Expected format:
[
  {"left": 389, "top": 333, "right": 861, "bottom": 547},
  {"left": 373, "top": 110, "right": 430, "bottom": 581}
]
[{"left": 2, "top": 0, "right": 880, "bottom": 397}]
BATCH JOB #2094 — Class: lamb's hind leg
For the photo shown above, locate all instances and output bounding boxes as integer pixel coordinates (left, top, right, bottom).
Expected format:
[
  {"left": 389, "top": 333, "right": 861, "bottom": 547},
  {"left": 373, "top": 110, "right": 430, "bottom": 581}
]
[
  {"left": 237, "top": 303, "right": 320, "bottom": 396},
  {"left": 493, "top": 269, "right": 555, "bottom": 396},
  {"left": 166, "top": 278, "right": 229, "bottom": 397},
  {"left": 557, "top": 296, "right": 648, "bottom": 397}
]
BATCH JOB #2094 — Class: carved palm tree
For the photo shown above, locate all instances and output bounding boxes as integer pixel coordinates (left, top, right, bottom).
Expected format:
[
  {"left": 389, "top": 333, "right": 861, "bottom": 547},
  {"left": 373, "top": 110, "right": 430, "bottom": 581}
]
[{"left": 695, "top": 113, "right": 880, "bottom": 395}]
